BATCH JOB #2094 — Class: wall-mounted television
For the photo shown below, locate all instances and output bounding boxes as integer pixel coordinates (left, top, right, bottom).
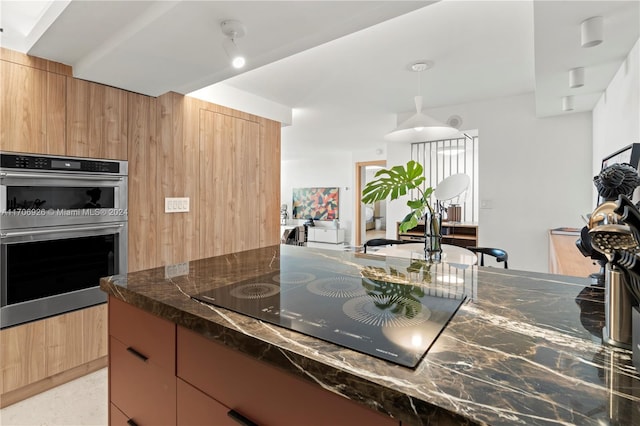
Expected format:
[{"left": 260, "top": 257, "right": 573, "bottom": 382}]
[{"left": 601, "top": 143, "right": 640, "bottom": 170}]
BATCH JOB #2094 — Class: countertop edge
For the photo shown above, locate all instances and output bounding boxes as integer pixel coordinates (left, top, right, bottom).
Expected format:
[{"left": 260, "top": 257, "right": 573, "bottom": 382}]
[{"left": 100, "top": 278, "right": 482, "bottom": 426}]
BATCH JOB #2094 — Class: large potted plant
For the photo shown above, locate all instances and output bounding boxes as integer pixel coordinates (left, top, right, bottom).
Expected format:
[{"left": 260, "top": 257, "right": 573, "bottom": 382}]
[{"left": 361, "top": 160, "right": 442, "bottom": 261}]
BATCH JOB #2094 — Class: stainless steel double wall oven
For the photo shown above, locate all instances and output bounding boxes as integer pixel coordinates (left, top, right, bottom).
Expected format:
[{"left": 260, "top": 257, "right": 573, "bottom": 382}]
[{"left": 0, "top": 152, "right": 128, "bottom": 328}]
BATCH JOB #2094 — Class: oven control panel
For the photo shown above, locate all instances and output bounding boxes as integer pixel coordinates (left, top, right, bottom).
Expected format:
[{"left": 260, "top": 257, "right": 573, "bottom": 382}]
[{"left": 0, "top": 153, "right": 120, "bottom": 173}]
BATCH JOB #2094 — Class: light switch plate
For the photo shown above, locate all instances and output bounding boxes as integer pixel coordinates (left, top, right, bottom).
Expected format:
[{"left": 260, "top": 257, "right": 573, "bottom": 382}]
[{"left": 165, "top": 197, "right": 190, "bottom": 213}]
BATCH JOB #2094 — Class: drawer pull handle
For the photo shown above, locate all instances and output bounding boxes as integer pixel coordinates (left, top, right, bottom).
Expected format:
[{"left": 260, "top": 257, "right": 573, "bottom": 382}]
[
  {"left": 126, "top": 419, "right": 139, "bottom": 426},
  {"left": 126, "top": 347, "right": 148, "bottom": 362},
  {"left": 227, "top": 409, "right": 258, "bottom": 426}
]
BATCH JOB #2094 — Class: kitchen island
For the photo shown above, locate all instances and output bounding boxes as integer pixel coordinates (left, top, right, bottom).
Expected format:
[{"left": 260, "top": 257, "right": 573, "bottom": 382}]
[{"left": 101, "top": 244, "right": 640, "bottom": 426}]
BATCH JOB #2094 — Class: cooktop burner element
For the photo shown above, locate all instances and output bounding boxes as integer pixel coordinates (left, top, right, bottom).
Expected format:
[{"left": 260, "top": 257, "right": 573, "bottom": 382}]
[
  {"left": 192, "top": 270, "right": 465, "bottom": 368},
  {"left": 342, "top": 295, "right": 430, "bottom": 328},
  {"left": 307, "top": 276, "right": 367, "bottom": 298},
  {"left": 230, "top": 283, "right": 280, "bottom": 299}
]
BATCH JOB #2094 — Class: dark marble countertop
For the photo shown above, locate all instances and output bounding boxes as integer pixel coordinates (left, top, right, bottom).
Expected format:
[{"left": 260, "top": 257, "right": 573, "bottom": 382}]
[{"left": 100, "top": 245, "right": 640, "bottom": 426}]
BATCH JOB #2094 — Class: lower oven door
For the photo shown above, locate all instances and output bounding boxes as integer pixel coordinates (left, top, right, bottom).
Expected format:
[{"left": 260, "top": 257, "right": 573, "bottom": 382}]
[{"left": 0, "top": 222, "right": 127, "bottom": 329}]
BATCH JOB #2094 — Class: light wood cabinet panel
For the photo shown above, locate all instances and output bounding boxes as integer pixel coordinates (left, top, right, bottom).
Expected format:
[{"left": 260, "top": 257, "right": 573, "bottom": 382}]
[
  {"left": 549, "top": 231, "right": 600, "bottom": 277},
  {"left": 0, "top": 47, "right": 72, "bottom": 76},
  {"left": 0, "top": 305, "right": 107, "bottom": 407},
  {"left": 0, "top": 61, "right": 65, "bottom": 154},
  {"left": 82, "top": 303, "right": 108, "bottom": 363},
  {"left": 157, "top": 93, "right": 198, "bottom": 265},
  {"left": 45, "top": 304, "right": 107, "bottom": 377},
  {"left": 127, "top": 92, "right": 158, "bottom": 271},
  {"left": 259, "top": 119, "right": 281, "bottom": 247},
  {"left": 66, "top": 78, "right": 128, "bottom": 160},
  {"left": 199, "top": 111, "right": 260, "bottom": 258},
  {"left": 45, "top": 309, "right": 84, "bottom": 377},
  {"left": 0, "top": 320, "right": 46, "bottom": 394},
  {"left": 46, "top": 73, "right": 67, "bottom": 155}
]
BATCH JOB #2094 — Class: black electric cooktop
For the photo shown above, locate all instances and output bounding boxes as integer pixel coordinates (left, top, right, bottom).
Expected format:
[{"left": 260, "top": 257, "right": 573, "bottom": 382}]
[{"left": 192, "top": 266, "right": 465, "bottom": 368}]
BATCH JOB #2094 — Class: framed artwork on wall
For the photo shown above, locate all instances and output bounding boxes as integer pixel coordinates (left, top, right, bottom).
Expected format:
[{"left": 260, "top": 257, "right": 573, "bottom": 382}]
[{"left": 292, "top": 187, "right": 339, "bottom": 220}]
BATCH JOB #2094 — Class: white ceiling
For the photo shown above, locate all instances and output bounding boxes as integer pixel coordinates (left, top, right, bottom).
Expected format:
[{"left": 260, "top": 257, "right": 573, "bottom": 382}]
[{"left": 1, "top": 1, "right": 638, "bottom": 161}]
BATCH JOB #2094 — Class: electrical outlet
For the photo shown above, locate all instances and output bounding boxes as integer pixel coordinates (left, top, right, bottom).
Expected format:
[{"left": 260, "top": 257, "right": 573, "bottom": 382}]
[
  {"left": 165, "top": 262, "right": 189, "bottom": 278},
  {"left": 480, "top": 199, "right": 493, "bottom": 209},
  {"left": 165, "top": 197, "right": 190, "bottom": 213}
]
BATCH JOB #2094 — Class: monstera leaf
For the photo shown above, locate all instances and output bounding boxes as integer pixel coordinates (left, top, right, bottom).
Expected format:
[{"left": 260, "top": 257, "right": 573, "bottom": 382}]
[
  {"left": 362, "top": 160, "right": 434, "bottom": 233},
  {"left": 362, "top": 160, "right": 425, "bottom": 204}
]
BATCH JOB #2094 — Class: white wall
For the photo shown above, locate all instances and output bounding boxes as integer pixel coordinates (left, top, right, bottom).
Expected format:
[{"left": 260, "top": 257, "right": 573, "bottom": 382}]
[
  {"left": 281, "top": 153, "right": 354, "bottom": 239},
  {"left": 385, "top": 92, "right": 593, "bottom": 273},
  {"left": 593, "top": 38, "right": 640, "bottom": 203},
  {"left": 281, "top": 93, "right": 593, "bottom": 272}
]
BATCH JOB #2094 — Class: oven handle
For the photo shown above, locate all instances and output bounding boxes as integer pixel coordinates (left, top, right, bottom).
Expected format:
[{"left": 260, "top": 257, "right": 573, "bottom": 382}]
[
  {"left": 1, "top": 223, "right": 124, "bottom": 238},
  {"left": 0, "top": 172, "right": 124, "bottom": 181}
]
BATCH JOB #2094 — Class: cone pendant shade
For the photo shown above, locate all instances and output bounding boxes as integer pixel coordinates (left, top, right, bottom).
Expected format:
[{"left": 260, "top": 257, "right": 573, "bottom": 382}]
[{"left": 385, "top": 96, "right": 458, "bottom": 142}]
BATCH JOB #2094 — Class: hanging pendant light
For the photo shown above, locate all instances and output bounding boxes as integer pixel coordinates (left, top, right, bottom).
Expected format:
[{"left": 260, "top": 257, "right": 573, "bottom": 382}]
[{"left": 385, "top": 62, "right": 458, "bottom": 142}]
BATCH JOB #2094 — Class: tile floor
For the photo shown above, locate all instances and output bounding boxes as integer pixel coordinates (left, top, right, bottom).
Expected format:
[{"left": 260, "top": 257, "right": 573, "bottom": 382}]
[{"left": 0, "top": 368, "right": 107, "bottom": 426}]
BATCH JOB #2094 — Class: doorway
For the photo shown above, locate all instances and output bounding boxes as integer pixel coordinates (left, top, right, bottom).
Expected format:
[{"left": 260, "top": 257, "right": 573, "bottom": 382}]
[{"left": 354, "top": 160, "right": 386, "bottom": 247}]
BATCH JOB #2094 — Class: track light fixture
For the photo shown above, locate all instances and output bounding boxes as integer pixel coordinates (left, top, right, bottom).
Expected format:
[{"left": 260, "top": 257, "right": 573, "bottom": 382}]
[
  {"left": 221, "top": 20, "right": 246, "bottom": 69},
  {"left": 562, "top": 96, "right": 574, "bottom": 112},
  {"left": 569, "top": 67, "right": 584, "bottom": 88},
  {"left": 581, "top": 16, "right": 603, "bottom": 48}
]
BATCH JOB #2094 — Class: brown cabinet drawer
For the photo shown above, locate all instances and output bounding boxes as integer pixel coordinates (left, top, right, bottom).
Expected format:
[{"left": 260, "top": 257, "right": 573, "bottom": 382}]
[
  {"left": 108, "top": 296, "right": 175, "bottom": 372},
  {"left": 177, "top": 378, "right": 238, "bottom": 426},
  {"left": 177, "top": 327, "right": 398, "bottom": 426},
  {"left": 110, "top": 403, "right": 130, "bottom": 426},
  {"left": 110, "top": 336, "right": 176, "bottom": 426}
]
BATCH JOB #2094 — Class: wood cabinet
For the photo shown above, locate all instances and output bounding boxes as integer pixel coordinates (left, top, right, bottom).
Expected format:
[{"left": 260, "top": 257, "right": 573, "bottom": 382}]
[
  {"left": 0, "top": 319, "right": 47, "bottom": 396},
  {"left": 0, "top": 60, "right": 66, "bottom": 155},
  {"left": 199, "top": 110, "right": 261, "bottom": 257},
  {"left": 66, "top": 77, "right": 128, "bottom": 160},
  {"left": 137, "top": 93, "right": 281, "bottom": 268},
  {"left": 177, "top": 326, "right": 398, "bottom": 426},
  {"left": 107, "top": 298, "right": 398, "bottom": 425},
  {"left": 0, "top": 303, "right": 107, "bottom": 408},
  {"left": 549, "top": 229, "right": 600, "bottom": 277},
  {"left": 398, "top": 221, "right": 478, "bottom": 248},
  {"left": 127, "top": 92, "right": 158, "bottom": 272},
  {"left": 177, "top": 378, "right": 236, "bottom": 426},
  {"left": 108, "top": 296, "right": 176, "bottom": 425}
]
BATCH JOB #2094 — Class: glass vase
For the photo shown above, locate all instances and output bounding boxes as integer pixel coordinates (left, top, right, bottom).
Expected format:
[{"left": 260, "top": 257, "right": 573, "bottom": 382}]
[{"left": 423, "top": 210, "right": 442, "bottom": 262}]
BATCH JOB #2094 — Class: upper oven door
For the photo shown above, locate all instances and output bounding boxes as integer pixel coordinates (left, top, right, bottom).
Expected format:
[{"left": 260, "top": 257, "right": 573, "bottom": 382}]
[{"left": 0, "top": 170, "right": 127, "bottom": 229}]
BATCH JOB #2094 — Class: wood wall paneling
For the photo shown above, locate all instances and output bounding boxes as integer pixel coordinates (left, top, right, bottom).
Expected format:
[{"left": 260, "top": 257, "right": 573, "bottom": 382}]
[
  {"left": 66, "top": 78, "right": 128, "bottom": 160},
  {"left": 157, "top": 93, "right": 198, "bottom": 265},
  {"left": 127, "top": 92, "right": 158, "bottom": 271},
  {"left": 199, "top": 111, "right": 260, "bottom": 257},
  {"left": 46, "top": 73, "right": 67, "bottom": 155},
  {"left": 0, "top": 61, "right": 65, "bottom": 154},
  {"left": 0, "top": 48, "right": 72, "bottom": 76},
  {"left": 259, "top": 120, "right": 281, "bottom": 247}
]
